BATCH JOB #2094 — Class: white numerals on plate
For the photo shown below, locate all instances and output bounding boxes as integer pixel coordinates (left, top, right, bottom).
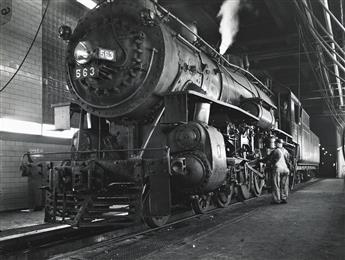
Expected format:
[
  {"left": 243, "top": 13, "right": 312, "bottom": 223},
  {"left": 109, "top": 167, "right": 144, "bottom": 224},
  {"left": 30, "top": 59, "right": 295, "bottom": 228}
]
[
  {"left": 90, "top": 67, "right": 95, "bottom": 76},
  {"left": 76, "top": 69, "right": 81, "bottom": 78}
]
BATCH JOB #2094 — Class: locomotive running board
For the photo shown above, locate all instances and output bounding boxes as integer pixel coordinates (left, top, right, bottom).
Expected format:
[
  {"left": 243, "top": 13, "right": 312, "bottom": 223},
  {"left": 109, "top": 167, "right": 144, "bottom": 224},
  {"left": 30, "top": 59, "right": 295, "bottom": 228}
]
[
  {"left": 163, "top": 90, "right": 260, "bottom": 124},
  {"left": 273, "top": 128, "right": 293, "bottom": 139}
]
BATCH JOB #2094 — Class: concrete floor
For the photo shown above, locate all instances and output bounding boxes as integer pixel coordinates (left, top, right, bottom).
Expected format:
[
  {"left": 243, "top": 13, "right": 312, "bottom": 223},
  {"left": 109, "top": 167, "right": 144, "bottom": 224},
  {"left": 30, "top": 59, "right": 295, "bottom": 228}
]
[
  {"left": 50, "top": 178, "right": 344, "bottom": 260},
  {"left": 143, "top": 179, "right": 344, "bottom": 260},
  {"left": 0, "top": 210, "right": 44, "bottom": 231}
]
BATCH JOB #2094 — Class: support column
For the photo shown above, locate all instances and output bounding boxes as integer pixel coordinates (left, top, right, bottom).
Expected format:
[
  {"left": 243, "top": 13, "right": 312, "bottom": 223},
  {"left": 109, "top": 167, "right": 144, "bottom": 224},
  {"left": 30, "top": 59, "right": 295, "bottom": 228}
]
[{"left": 336, "top": 128, "right": 345, "bottom": 178}]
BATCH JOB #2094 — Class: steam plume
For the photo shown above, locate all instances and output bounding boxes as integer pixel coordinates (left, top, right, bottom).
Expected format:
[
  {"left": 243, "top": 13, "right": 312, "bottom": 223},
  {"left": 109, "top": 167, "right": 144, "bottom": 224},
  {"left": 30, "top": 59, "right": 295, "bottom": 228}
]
[{"left": 217, "top": 0, "right": 241, "bottom": 55}]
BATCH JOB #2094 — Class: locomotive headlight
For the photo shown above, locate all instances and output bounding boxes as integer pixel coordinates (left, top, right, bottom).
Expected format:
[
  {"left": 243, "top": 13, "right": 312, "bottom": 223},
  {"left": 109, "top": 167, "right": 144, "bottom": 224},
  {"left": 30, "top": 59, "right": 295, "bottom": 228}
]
[{"left": 74, "top": 41, "right": 93, "bottom": 65}]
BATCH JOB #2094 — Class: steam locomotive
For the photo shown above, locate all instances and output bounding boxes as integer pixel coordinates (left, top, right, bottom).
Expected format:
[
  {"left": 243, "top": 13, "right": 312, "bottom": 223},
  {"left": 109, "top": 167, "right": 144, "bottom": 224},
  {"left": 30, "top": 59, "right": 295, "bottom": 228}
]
[{"left": 21, "top": 0, "right": 319, "bottom": 227}]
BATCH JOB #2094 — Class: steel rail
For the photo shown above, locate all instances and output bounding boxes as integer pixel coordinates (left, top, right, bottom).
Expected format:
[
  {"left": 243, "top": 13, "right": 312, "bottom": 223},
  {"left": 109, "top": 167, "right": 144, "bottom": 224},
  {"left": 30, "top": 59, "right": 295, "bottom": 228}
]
[
  {"left": 0, "top": 178, "right": 320, "bottom": 259},
  {"left": 0, "top": 225, "right": 71, "bottom": 243},
  {"left": 0, "top": 197, "right": 258, "bottom": 256}
]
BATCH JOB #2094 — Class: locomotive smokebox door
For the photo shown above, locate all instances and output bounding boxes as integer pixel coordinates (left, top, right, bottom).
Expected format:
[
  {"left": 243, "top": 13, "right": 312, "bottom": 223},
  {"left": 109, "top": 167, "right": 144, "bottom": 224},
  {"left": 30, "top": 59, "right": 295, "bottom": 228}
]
[{"left": 144, "top": 158, "right": 171, "bottom": 216}]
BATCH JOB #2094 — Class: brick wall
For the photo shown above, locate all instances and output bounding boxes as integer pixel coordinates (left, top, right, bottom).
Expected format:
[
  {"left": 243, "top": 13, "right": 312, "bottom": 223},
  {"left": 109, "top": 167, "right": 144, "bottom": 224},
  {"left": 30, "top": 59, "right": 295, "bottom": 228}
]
[
  {"left": 0, "top": 0, "right": 83, "bottom": 211},
  {"left": 0, "top": 0, "right": 84, "bottom": 123},
  {"left": 0, "top": 0, "right": 43, "bottom": 123},
  {"left": 42, "top": 0, "right": 85, "bottom": 124},
  {"left": 0, "top": 0, "right": 43, "bottom": 211},
  {"left": 0, "top": 133, "right": 70, "bottom": 211}
]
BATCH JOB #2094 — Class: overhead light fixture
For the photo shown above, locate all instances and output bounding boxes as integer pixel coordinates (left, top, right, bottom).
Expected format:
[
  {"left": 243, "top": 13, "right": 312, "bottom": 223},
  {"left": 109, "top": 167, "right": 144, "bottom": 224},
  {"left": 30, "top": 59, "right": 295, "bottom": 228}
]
[{"left": 76, "top": 0, "right": 97, "bottom": 9}]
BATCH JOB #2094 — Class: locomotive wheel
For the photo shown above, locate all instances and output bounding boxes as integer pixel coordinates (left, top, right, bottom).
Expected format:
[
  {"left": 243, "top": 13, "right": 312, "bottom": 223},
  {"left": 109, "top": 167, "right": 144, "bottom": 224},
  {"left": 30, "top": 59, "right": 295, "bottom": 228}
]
[
  {"left": 142, "top": 187, "right": 170, "bottom": 228},
  {"left": 215, "top": 183, "right": 234, "bottom": 208},
  {"left": 252, "top": 174, "right": 265, "bottom": 197},
  {"left": 191, "top": 195, "right": 211, "bottom": 214},
  {"left": 144, "top": 214, "right": 170, "bottom": 228},
  {"left": 238, "top": 167, "right": 251, "bottom": 200},
  {"left": 239, "top": 184, "right": 251, "bottom": 200}
]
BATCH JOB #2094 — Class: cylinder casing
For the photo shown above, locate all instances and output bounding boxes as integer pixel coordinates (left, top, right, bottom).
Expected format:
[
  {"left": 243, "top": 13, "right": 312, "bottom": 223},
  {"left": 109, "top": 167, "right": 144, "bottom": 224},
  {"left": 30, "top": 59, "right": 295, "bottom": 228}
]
[{"left": 168, "top": 122, "right": 227, "bottom": 192}]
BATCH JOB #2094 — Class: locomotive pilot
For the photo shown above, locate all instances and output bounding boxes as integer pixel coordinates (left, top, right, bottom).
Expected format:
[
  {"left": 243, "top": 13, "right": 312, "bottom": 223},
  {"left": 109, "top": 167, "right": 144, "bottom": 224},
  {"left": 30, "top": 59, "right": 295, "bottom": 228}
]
[{"left": 264, "top": 138, "right": 292, "bottom": 204}]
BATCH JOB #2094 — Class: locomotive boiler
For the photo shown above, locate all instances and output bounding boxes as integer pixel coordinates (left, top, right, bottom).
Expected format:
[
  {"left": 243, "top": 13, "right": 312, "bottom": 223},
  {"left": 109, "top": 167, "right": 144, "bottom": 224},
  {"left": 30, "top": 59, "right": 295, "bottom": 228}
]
[{"left": 21, "top": 0, "right": 320, "bottom": 227}]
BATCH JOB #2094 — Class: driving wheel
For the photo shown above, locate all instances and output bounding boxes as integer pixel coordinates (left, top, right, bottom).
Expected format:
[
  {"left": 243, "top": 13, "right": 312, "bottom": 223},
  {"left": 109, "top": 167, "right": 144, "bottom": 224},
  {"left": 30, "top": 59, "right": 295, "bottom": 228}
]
[
  {"left": 252, "top": 173, "right": 265, "bottom": 197},
  {"left": 142, "top": 187, "right": 170, "bottom": 228},
  {"left": 238, "top": 167, "right": 251, "bottom": 200}
]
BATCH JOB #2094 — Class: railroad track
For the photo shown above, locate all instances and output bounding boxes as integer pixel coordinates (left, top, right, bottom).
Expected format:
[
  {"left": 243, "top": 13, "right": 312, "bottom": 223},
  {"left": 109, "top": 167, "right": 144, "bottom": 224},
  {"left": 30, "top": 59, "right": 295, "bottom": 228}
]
[{"left": 0, "top": 178, "right": 320, "bottom": 260}]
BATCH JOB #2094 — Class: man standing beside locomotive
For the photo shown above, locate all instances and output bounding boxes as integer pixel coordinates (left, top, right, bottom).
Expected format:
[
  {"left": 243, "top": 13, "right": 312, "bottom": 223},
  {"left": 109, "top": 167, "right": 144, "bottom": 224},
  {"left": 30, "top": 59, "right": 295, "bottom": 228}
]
[{"left": 265, "top": 138, "right": 292, "bottom": 204}]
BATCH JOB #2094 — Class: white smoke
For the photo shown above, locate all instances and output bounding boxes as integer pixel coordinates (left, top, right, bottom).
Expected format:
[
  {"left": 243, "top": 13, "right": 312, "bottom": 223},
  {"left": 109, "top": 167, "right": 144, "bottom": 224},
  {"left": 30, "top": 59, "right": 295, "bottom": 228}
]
[{"left": 217, "top": 0, "right": 241, "bottom": 55}]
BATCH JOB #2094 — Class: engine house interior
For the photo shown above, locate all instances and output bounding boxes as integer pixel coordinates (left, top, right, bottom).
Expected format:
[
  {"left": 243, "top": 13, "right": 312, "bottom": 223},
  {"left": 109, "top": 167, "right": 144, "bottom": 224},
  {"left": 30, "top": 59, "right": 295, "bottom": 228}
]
[{"left": 19, "top": 0, "right": 322, "bottom": 228}]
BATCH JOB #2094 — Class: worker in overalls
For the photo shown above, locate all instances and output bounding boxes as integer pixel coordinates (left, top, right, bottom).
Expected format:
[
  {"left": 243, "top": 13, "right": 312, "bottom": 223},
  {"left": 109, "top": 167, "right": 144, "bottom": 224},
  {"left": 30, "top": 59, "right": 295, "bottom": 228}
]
[{"left": 268, "top": 138, "right": 291, "bottom": 204}]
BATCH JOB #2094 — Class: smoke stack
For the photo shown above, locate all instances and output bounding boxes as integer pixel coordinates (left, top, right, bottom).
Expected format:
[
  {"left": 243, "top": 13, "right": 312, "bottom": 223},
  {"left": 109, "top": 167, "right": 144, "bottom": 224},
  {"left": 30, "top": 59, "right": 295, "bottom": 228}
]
[{"left": 217, "top": 0, "right": 241, "bottom": 55}]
